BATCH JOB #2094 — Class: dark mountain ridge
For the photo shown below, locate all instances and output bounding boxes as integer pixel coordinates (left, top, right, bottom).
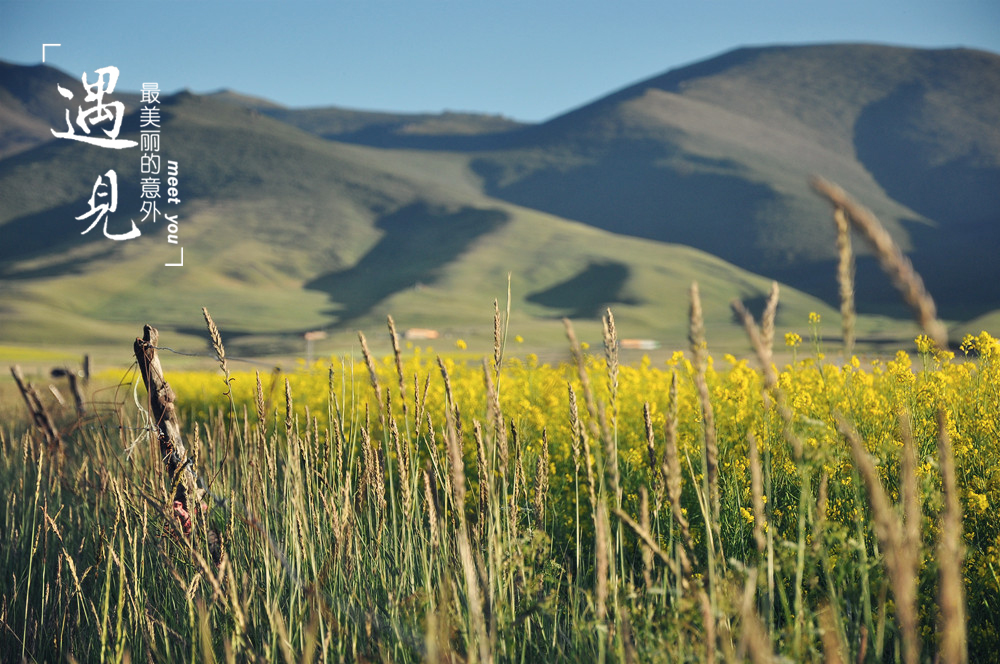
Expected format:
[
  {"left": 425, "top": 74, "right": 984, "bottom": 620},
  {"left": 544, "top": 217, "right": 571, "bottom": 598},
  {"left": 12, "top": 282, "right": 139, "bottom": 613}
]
[{"left": 463, "top": 44, "right": 1000, "bottom": 317}]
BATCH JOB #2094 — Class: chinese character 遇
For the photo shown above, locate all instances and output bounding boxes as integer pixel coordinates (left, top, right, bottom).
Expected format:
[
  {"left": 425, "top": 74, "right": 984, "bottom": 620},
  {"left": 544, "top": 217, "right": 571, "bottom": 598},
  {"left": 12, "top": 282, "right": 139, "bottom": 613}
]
[{"left": 52, "top": 66, "right": 138, "bottom": 149}]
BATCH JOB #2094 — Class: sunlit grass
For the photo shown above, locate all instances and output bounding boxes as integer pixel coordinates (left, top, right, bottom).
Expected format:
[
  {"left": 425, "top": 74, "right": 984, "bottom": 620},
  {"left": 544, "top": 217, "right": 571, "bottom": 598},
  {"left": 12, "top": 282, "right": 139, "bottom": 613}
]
[{"left": 4, "top": 310, "right": 997, "bottom": 662}]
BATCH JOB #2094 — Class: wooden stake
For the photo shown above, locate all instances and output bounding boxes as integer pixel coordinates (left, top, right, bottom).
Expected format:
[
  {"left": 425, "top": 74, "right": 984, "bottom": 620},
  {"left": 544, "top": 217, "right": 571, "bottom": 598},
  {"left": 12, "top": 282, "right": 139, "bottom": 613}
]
[{"left": 133, "top": 325, "right": 202, "bottom": 535}]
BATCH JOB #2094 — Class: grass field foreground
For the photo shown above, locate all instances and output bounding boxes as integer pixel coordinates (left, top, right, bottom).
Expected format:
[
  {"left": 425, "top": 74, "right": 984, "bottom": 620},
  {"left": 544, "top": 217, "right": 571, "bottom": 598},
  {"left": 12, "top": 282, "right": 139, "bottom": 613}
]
[
  {"left": 2, "top": 296, "right": 998, "bottom": 662},
  {"left": 3, "top": 181, "right": 997, "bottom": 662}
]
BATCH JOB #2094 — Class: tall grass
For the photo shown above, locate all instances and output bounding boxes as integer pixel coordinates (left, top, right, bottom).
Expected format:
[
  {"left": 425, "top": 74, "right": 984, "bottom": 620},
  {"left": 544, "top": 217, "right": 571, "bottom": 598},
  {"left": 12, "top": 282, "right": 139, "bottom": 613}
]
[{"left": 2, "top": 181, "right": 995, "bottom": 662}]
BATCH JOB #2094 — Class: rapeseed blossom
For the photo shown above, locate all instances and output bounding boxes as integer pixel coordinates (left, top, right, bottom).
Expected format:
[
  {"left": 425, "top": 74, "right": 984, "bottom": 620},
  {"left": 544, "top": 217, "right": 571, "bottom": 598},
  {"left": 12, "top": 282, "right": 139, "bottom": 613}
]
[{"left": 141, "top": 327, "right": 1000, "bottom": 656}]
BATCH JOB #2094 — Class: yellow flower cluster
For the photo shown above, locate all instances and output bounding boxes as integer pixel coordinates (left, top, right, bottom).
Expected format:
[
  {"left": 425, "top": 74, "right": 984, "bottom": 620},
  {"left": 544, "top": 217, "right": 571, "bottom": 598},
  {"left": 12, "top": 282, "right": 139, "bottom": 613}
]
[{"left": 142, "top": 327, "right": 1000, "bottom": 645}]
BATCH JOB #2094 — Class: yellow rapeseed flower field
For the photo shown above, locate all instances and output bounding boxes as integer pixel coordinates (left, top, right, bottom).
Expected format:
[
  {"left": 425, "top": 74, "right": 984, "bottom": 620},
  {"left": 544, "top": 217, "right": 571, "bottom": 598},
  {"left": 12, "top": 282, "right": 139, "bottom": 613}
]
[{"left": 153, "top": 325, "right": 1000, "bottom": 658}]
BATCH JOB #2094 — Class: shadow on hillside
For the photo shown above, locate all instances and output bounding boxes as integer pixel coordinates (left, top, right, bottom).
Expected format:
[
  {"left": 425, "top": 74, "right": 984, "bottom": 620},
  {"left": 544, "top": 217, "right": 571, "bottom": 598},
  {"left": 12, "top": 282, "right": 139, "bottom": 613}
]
[
  {"left": 772, "top": 248, "right": 1000, "bottom": 322},
  {"left": 305, "top": 202, "right": 509, "bottom": 323},
  {"left": 311, "top": 128, "right": 518, "bottom": 152},
  {"left": 526, "top": 261, "right": 640, "bottom": 319},
  {"left": 472, "top": 142, "right": 781, "bottom": 272},
  {"left": 853, "top": 80, "right": 1000, "bottom": 318},
  {"left": 0, "top": 200, "right": 134, "bottom": 279},
  {"left": 855, "top": 82, "right": 1000, "bottom": 229}
]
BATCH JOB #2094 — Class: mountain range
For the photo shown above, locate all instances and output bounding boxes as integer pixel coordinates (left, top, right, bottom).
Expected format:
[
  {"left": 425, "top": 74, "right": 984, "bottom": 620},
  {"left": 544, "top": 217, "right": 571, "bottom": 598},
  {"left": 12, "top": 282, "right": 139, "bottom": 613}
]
[{"left": 1, "top": 43, "right": 998, "bottom": 357}]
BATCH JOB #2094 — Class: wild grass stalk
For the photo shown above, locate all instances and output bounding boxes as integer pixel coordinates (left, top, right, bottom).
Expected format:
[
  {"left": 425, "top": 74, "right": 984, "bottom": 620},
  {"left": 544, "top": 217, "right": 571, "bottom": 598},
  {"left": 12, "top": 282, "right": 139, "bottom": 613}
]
[
  {"left": 387, "top": 315, "right": 408, "bottom": 421},
  {"left": 935, "top": 410, "right": 967, "bottom": 664},
  {"left": 748, "top": 432, "right": 766, "bottom": 554},
  {"left": 533, "top": 428, "right": 550, "bottom": 527},
  {"left": 564, "top": 317, "right": 610, "bottom": 459},
  {"left": 812, "top": 176, "right": 947, "bottom": 348},
  {"left": 4, "top": 201, "right": 987, "bottom": 662},
  {"left": 643, "top": 403, "right": 662, "bottom": 511},
  {"left": 689, "top": 283, "right": 721, "bottom": 543},
  {"left": 569, "top": 384, "right": 596, "bottom": 514},
  {"left": 835, "top": 414, "right": 920, "bottom": 664},
  {"left": 832, "top": 207, "right": 857, "bottom": 355},
  {"left": 662, "top": 371, "right": 694, "bottom": 567},
  {"left": 442, "top": 376, "right": 493, "bottom": 664},
  {"left": 602, "top": 309, "right": 622, "bottom": 508},
  {"left": 358, "top": 331, "right": 385, "bottom": 429},
  {"left": 731, "top": 294, "right": 804, "bottom": 460}
]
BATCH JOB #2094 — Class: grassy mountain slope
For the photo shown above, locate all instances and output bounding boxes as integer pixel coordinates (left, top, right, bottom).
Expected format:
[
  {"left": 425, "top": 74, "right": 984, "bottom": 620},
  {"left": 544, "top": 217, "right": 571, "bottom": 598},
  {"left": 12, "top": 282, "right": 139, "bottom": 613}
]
[
  {"left": 0, "top": 79, "right": 858, "bottom": 357},
  {"left": 1, "top": 45, "right": 993, "bottom": 358},
  {"left": 201, "top": 87, "right": 526, "bottom": 149},
  {"left": 467, "top": 44, "right": 1000, "bottom": 318},
  {"left": 0, "top": 61, "right": 142, "bottom": 159}
]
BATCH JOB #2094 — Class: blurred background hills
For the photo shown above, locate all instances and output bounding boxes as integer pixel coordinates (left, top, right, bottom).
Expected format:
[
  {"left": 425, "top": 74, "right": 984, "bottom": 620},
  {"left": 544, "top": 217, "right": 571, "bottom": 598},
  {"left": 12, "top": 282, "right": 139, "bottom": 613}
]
[{"left": 1, "top": 43, "right": 998, "bottom": 358}]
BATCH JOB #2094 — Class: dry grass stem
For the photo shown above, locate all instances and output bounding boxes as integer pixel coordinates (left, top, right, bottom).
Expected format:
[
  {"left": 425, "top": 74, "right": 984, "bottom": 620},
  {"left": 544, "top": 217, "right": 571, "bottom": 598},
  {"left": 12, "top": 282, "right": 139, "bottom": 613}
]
[
  {"left": 390, "top": 416, "right": 412, "bottom": 515},
  {"left": 423, "top": 465, "right": 440, "bottom": 547},
  {"left": 533, "top": 428, "right": 550, "bottom": 525},
  {"left": 613, "top": 500, "right": 674, "bottom": 571},
  {"left": 690, "top": 282, "right": 721, "bottom": 533},
  {"left": 474, "top": 421, "right": 489, "bottom": 518},
  {"left": 818, "top": 604, "right": 847, "bottom": 664},
  {"left": 732, "top": 299, "right": 804, "bottom": 460},
  {"left": 284, "top": 378, "right": 293, "bottom": 439},
  {"left": 511, "top": 422, "right": 527, "bottom": 527},
  {"left": 699, "top": 588, "right": 717, "bottom": 664},
  {"left": 563, "top": 317, "right": 611, "bottom": 454},
  {"left": 761, "top": 281, "right": 780, "bottom": 354},
  {"left": 639, "top": 486, "right": 654, "bottom": 590},
  {"left": 202, "top": 307, "right": 229, "bottom": 380},
  {"left": 358, "top": 332, "right": 385, "bottom": 428},
  {"left": 602, "top": 308, "right": 622, "bottom": 506},
  {"left": 936, "top": 410, "right": 968, "bottom": 664},
  {"left": 569, "top": 384, "right": 597, "bottom": 512},
  {"left": 739, "top": 593, "right": 776, "bottom": 664},
  {"left": 748, "top": 432, "right": 767, "bottom": 554},
  {"left": 494, "top": 298, "right": 503, "bottom": 373},
  {"left": 387, "top": 315, "right": 407, "bottom": 418},
  {"left": 595, "top": 502, "right": 610, "bottom": 624},
  {"left": 833, "top": 207, "right": 857, "bottom": 355},
  {"left": 811, "top": 176, "right": 947, "bottom": 348},
  {"left": 444, "top": 405, "right": 492, "bottom": 664},
  {"left": 898, "top": 411, "right": 921, "bottom": 554},
  {"left": 482, "top": 358, "right": 508, "bottom": 470},
  {"left": 644, "top": 402, "right": 664, "bottom": 509},
  {"left": 663, "top": 372, "right": 693, "bottom": 555},
  {"left": 836, "top": 414, "right": 919, "bottom": 664}
]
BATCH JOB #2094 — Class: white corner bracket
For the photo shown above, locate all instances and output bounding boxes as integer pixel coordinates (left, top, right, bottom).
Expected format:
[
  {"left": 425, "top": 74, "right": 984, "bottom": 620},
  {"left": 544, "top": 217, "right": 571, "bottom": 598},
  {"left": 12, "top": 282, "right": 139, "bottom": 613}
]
[
  {"left": 165, "top": 247, "right": 184, "bottom": 267},
  {"left": 42, "top": 44, "right": 61, "bottom": 62}
]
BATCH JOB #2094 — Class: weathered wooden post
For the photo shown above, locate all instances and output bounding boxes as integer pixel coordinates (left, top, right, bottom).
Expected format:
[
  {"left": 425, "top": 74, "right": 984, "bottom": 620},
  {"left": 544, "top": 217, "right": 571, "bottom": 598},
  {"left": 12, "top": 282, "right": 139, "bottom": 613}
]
[
  {"left": 10, "top": 365, "right": 61, "bottom": 450},
  {"left": 133, "top": 324, "right": 203, "bottom": 534}
]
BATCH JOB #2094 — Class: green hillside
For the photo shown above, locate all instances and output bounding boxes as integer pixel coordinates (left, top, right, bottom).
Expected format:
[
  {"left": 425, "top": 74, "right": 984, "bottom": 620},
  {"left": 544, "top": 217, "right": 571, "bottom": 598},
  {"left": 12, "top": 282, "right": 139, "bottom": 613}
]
[
  {"left": 1, "top": 45, "right": 995, "bottom": 359},
  {"left": 467, "top": 45, "right": 1000, "bottom": 318},
  {"left": 0, "top": 84, "right": 849, "bottom": 358}
]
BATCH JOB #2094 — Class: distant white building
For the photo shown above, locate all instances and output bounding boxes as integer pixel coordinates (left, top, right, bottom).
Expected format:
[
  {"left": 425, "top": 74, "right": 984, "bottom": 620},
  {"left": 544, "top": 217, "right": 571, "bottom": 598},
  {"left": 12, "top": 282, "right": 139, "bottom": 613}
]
[
  {"left": 620, "top": 339, "right": 660, "bottom": 350},
  {"left": 405, "top": 328, "right": 440, "bottom": 340}
]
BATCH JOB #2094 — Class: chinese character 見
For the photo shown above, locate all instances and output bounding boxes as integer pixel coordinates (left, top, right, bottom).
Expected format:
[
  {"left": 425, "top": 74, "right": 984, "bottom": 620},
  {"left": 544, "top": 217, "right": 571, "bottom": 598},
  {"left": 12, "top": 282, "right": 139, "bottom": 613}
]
[{"left": 76, "top": 170, "right": 141, "bottom": 241}]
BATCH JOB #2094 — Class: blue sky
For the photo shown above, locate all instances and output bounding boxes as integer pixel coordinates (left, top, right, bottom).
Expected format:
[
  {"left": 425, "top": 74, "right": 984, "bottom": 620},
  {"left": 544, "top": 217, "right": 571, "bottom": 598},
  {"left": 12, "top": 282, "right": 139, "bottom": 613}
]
[{"left": 2, "top": 0, "right": 999, "bottom": 122}]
